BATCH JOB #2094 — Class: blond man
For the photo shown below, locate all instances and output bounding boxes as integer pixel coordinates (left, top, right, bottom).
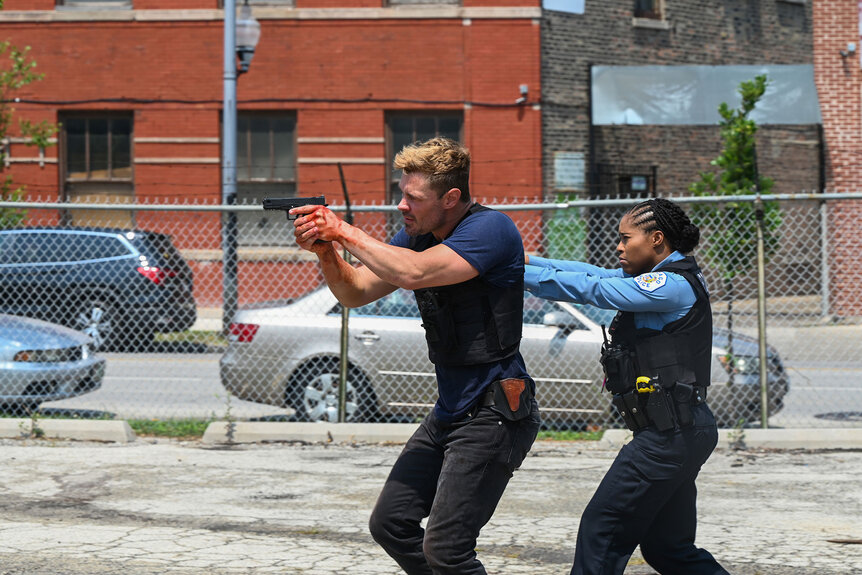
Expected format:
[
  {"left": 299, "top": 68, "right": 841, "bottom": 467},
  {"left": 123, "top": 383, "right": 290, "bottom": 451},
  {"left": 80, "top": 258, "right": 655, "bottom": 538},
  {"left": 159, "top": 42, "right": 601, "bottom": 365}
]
[{"left": 292, "top": 137, "right": 540, "bottom": 574}]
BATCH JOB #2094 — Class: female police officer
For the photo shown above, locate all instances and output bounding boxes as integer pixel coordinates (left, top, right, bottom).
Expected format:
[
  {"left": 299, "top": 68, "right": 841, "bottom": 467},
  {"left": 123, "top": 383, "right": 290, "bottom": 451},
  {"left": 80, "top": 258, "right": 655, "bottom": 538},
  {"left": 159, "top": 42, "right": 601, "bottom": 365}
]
[{"left": 525, "top": 198, "right": 729, "bottom": 575}]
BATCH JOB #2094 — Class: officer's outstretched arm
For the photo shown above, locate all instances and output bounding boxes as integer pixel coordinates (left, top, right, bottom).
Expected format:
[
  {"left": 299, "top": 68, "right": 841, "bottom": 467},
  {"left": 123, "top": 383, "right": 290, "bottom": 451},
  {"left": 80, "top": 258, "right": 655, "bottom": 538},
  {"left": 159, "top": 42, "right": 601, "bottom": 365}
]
[
  {"left": 527, "top": 255, "right": 624, "bottom": 278},
  {"left": 527, "top": 268, "right": 694, "bottom": 312}
]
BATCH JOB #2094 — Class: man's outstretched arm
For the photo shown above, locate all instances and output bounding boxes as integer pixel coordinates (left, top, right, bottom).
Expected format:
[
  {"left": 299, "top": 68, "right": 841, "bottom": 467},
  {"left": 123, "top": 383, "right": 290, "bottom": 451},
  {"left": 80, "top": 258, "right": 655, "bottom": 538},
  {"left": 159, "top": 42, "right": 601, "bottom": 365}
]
[
  {"left": 304, "top": 240, "right": 398, "bottom": 308},
  {"left": 292, "top": 205, "right": 478, "bottom": 290}
]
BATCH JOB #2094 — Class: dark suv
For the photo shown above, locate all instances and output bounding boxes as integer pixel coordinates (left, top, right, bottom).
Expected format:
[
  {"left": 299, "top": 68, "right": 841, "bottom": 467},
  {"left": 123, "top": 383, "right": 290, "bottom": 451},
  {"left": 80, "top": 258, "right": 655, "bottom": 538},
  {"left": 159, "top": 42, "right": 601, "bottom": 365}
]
[{"left": 0, "top": 228, "right": 197, "bottom": 350}]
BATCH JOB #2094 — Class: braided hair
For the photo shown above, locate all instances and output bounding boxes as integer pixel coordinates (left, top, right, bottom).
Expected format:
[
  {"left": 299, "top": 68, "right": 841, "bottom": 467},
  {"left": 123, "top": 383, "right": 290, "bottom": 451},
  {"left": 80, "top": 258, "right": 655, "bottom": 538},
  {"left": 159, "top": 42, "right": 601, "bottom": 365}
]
[{"left": 626, "top": 198, "right": 700, "bottom": 253}]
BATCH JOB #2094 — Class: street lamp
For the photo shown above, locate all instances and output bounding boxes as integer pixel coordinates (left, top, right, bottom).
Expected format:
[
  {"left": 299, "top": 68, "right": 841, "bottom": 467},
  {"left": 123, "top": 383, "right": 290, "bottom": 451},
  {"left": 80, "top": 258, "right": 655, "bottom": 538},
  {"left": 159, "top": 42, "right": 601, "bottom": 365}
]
[
  {"left": 222, "top": 0, "right": 261, "bottom": 334},
  {"left": 236, "top": 1, "right": 261, "bottom": 75}
]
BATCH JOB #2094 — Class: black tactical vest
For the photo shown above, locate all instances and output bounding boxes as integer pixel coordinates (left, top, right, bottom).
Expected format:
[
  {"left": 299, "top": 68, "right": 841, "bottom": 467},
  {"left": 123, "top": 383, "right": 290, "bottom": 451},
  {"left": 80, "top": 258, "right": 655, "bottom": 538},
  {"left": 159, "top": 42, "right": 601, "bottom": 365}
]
[
  {"left": 610, "top": 257, "right": 713, "bottom": 388},
  {"left": 410, "top": 203, "right": 523, "bottom": 367}
]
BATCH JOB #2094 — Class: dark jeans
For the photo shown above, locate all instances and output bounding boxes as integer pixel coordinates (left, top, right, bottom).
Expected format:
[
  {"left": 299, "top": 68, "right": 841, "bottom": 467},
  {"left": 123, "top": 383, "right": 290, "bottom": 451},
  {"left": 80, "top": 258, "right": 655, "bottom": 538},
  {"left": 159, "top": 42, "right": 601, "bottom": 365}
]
[
  {"left": 369, "top": 400, "right": 540, "bottom": 575},
  {"left": 571, "top": 402, "right": 729, "bottom": 575}
]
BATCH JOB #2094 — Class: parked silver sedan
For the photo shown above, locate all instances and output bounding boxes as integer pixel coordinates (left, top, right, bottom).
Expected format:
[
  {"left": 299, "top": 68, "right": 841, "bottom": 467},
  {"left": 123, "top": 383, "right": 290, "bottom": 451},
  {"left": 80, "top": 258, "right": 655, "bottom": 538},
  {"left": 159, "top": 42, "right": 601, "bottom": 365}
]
[
  {"left": 0, "top": 314, "right": 106, "bottom": 415},
  {"left": 220, "top": 287, "right": 789, "bottom": 428}
]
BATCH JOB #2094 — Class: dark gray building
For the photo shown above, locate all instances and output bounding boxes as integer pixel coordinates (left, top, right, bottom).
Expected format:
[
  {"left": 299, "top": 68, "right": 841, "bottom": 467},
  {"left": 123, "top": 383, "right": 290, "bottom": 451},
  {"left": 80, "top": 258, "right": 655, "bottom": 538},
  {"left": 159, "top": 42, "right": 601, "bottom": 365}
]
[
  {"left": 541, "top": 0, "right": 817, "bottom": 201},
  {"left": 539, "top": 0, "right": 821, "bottom": 290}
]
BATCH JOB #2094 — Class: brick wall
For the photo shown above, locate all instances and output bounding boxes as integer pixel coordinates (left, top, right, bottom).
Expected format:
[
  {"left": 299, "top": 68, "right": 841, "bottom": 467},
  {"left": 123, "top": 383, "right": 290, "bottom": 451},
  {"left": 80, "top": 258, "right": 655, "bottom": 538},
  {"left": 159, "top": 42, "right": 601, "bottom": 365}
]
[
  {"left": 592, "top": 125, "right": 821, "bottom": 196},
  {"left": 0, "top": 3, "right": 541, "bottom": 306},
  {"left": 4, "top": 14, "right": 541, "bottom": 207},
  {"left": 813, "top": 0, "right": 862, "bottom": 318}
]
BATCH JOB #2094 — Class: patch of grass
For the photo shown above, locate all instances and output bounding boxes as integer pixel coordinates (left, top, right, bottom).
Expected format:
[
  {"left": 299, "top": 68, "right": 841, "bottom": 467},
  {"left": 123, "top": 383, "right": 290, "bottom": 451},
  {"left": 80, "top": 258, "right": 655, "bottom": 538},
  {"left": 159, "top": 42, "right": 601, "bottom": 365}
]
[
  {"left": 537, "top": 430, "right": 604, "bottom": 441},
  {"left": 128, "top": 418, "right": 212, "bottom": 439}
]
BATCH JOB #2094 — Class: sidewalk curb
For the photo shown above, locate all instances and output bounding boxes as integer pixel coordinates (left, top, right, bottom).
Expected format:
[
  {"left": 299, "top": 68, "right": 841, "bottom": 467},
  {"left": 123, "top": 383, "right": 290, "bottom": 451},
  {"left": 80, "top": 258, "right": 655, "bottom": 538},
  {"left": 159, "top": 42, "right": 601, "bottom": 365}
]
[
  {"left": 12, "top": 419, "right": 855, "bottom": 449},
  {"left": 600, "top": 428, "right": 862, "bottom": 450},
  {"left": 202, "top": 421, "right": 420, "bottom": 445},
  {"left": 0, "top": 419, "right": 136, "bottom": 443}
]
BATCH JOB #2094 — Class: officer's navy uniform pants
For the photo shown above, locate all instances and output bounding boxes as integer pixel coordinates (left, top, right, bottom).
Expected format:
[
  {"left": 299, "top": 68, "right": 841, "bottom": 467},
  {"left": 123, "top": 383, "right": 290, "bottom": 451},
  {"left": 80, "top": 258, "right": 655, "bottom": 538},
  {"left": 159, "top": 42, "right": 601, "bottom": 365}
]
[
  {"left": 571, "top": 402, "right": 730, "bottom": 575},
  {"left": 369, "top": 401, "right": 540, "bottom": 575}
]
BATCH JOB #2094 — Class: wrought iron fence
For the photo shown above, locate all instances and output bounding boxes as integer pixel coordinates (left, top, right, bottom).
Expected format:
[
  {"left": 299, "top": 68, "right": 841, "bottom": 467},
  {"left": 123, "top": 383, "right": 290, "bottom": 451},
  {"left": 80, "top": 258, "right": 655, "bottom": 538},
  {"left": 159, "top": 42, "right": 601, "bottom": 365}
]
[{"left": 0, "top": 193, "right": 859, "bottom": 430}]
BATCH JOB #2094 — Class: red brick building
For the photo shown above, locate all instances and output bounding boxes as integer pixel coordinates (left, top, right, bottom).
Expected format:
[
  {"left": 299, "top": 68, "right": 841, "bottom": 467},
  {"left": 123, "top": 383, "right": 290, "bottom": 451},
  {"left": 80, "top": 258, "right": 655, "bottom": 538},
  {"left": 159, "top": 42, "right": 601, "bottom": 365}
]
[
  {"left": 813, "top": 1, "right": 862, "bottom": 317},
  {"left": 0, "top": 0, "right": 542, "bottom": 304}
]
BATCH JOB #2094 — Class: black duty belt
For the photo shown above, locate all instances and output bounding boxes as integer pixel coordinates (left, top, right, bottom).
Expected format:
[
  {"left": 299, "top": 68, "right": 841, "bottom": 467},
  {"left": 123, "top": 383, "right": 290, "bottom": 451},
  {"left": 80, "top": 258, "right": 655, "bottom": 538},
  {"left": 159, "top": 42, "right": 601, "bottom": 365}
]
[{"left": 612, "top": 383, "right": 708, "bottom": 432}]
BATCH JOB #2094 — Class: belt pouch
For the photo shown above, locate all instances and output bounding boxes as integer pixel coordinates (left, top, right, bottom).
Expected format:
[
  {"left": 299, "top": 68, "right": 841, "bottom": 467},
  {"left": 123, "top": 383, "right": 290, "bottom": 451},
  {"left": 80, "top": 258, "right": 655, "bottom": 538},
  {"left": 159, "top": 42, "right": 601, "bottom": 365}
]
[
  {"left": 490, "top": 378, "right": 532, "bottom": 421},
  {"left": 601, "top": 347, "right": 636, "bottom": 395},
  {"left": 611, "top": 393, "right": 639, "bottom": 431},
  {"left": 645, "top": 387, "right": 676, "bottom": 431},
  {"left": 672, "top": 382, "right": 694, "bottom": 427},
  {"left": 622, "top": 391, "right": 650, "bottom": 429}
]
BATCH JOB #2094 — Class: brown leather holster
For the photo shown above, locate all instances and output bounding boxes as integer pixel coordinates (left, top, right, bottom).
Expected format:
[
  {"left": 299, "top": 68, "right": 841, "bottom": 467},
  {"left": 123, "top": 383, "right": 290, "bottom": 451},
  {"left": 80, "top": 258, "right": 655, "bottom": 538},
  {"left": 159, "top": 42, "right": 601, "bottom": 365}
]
[{"left": 489, "top": 378, "right": 533, "bottom": 421}]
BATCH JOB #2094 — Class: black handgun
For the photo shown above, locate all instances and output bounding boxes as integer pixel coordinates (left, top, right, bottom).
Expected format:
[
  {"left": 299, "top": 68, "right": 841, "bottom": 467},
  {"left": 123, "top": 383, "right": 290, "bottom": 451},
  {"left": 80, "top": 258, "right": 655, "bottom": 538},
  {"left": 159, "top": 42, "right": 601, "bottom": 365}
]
[{"left": 262, "top": 196, "right": 327, "bottom": 220}]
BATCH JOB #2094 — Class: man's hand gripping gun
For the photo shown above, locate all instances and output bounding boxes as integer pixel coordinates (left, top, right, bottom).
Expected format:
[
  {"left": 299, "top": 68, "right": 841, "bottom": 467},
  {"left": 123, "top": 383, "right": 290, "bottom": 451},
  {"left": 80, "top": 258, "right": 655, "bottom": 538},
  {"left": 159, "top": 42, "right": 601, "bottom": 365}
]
[{"left": 262, "top": 196, "right": 327, "bottom": 220}]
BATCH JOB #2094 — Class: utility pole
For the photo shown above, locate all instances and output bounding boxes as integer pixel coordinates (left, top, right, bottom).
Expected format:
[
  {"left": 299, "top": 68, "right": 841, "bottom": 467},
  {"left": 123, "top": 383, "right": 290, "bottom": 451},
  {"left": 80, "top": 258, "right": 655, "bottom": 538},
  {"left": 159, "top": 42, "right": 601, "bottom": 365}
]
[
  {"left": 221, "top": 0, "right": 259, "bottom": 334},
  {"left": 221, "top": 0, "right": 239, "bottom": 335}
]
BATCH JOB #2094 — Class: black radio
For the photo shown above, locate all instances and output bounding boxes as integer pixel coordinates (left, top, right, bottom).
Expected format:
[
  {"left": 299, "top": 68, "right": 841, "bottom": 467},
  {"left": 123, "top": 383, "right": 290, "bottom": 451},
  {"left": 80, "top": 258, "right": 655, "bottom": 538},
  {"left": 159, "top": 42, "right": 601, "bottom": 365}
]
[{"left": 600, "top": 325, "right": 637, "bottom": 395}]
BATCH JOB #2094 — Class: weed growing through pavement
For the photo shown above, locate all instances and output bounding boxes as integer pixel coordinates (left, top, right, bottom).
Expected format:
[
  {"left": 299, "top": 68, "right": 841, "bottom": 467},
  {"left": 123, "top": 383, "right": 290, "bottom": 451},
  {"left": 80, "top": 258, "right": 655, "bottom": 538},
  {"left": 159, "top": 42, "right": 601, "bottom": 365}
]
[
  {"left": 221, "top": 391, "right": 236, "bottom": 444},
  {"left": 728, "top": 417, "right": 747, "bottom": 451},
  {"left": 28, "top": 408, "right": 44, "bottom": 439}
]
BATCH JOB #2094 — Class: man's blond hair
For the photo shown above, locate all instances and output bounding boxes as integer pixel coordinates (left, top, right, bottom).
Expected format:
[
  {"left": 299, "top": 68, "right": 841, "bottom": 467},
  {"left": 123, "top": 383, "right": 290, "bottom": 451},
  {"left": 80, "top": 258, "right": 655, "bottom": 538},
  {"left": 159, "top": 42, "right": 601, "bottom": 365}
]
[{"left": 393, "top": 137, "right": 470, "bottom": 202}]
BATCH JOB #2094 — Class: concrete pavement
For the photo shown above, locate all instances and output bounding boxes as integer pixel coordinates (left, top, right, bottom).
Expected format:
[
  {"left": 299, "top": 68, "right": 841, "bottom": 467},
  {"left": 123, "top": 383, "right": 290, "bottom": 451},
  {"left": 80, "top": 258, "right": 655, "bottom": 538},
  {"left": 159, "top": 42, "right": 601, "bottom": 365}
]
[{"left": 0, "top": 437, "right": 858, "bottom": 574}]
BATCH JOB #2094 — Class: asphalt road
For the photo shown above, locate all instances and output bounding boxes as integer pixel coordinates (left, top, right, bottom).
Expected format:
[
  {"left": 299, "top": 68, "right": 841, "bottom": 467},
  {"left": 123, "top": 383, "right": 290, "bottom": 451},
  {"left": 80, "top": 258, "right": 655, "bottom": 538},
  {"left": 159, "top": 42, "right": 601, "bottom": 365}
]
[
  {"left": 0, "top": 439, "right": 858, "bottom": 574},
  {"left": 43, "top": 352, "right": 292, "bottom": 421},
  {"left": 42, "top": 350, "right": 862, "bottom": 428},
  {"left": 771, "top": 360, "right": 862, "bottom": 427}
]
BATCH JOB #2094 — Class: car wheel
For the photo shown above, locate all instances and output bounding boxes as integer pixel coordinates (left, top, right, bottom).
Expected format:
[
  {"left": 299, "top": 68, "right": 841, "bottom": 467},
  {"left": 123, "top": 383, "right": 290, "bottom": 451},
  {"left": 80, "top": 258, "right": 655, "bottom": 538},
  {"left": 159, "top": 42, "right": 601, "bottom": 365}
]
[
  {"left": 287, "top": 358, "right": 378, "bottom": 423},
  {"left": 72, "top": 295, "right": 118, "bottom": 350}
]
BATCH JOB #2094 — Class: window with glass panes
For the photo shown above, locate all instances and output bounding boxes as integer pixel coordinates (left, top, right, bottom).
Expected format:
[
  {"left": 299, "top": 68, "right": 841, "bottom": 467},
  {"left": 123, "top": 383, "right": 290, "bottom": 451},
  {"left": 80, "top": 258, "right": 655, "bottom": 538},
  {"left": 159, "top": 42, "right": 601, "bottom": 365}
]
[
  {"left": 56, "top": 1, "right": 132, "bottom": 8},
  {"left": 236, "top": 113, "right": 297, "bottom": 246},
  {"left": 217, "top": 0, "right": 294, "bottom": 5},
  {"left": 634, "top": 0, "right": 663, "bottom": 19},
  {"left": 61, "top": 113, "right": 135, "bottom": 228},
  {"left": 64, "top": 116, "right": 132, "bottom": 182},
  {"left": 388, "top": 0, "right": 458, "bottom": 5},
  {"left": 385, "top": 113, "right": 463, "bottom": 205}
]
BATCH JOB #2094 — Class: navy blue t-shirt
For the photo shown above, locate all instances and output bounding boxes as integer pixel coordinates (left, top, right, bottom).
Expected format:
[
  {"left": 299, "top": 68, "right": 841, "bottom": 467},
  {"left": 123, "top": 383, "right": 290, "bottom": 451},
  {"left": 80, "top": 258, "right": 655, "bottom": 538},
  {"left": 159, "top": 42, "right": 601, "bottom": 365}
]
[{"left": 390, "top": 206, "right": 530, "bottom": 423}]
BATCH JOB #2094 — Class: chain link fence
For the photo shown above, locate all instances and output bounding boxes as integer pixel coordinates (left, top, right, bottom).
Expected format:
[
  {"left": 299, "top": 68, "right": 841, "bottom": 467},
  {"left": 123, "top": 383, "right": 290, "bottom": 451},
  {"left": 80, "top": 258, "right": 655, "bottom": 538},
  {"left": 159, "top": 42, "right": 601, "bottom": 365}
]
[{"left": 0, "top": 193, "right": 859, "bottom": 429}]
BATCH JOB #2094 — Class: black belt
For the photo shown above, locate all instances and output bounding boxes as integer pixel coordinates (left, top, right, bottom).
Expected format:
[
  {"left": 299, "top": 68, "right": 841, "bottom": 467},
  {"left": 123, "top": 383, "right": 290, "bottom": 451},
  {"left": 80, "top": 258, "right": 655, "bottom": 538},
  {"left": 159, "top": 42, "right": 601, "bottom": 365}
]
[{"left": 479, "top": 386, "right": 496, "bottom": 407}]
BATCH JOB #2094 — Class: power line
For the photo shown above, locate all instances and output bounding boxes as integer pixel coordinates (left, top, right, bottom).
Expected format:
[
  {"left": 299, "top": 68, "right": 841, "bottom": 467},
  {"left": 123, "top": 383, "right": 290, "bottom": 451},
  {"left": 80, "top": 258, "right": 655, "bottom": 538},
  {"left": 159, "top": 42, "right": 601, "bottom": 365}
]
[{"left": 3, "top": 96, "right": 546, "bottom": 109}]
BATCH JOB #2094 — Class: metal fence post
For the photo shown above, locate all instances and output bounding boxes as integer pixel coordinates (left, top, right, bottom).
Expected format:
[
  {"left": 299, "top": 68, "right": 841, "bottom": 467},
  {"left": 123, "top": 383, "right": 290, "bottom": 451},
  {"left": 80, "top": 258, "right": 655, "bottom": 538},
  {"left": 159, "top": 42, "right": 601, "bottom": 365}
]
[
  {"left": 338, "top": 163, "right": 353, "bottom": 423},
  {"left": 754, "top": 196, "right": 770, "bottom": 429},
  {"left": 820, "top": 198, "right": 831, "bottom": 321}
]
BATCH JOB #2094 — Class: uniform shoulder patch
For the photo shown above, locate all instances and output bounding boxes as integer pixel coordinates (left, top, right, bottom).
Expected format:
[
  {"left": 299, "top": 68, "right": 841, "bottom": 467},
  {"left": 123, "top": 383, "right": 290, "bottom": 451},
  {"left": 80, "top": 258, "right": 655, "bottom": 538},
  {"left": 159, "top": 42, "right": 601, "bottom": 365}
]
[{"left": 634, "top": 272, "right": 667, "bottom": 292}]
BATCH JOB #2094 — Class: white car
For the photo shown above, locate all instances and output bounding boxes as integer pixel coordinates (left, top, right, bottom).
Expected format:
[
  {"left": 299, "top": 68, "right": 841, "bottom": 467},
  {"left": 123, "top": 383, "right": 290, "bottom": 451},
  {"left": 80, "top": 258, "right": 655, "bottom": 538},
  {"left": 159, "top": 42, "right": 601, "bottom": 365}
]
[{"left": 220, "top": 287, "right": 789, "bottom": 428}]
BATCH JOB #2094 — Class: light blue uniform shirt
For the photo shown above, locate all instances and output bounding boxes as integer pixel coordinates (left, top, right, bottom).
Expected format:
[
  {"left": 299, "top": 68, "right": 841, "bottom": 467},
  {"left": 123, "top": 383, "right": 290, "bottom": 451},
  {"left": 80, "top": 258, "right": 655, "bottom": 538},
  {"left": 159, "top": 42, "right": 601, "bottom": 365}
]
[{"left": 524, "top": 251, "right": 697, "bottom": 330}]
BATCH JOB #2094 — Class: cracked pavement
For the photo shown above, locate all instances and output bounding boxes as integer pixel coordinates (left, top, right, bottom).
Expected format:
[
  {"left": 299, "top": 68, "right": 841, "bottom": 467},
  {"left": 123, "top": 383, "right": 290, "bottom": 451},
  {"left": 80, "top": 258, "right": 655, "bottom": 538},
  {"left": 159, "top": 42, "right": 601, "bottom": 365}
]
[{"left": 0, "top": 438, "right": 858, "bottom": 574}]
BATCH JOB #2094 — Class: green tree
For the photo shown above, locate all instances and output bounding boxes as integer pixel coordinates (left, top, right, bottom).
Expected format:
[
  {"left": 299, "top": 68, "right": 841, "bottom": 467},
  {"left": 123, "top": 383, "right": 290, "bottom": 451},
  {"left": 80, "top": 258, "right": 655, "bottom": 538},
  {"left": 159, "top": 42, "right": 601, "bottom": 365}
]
[
  {"left": 689, "top": 75, "right": 781, "bottom": 382},
  {"left": 0, "top": 8, "right": 58, "bottom": 228}
]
